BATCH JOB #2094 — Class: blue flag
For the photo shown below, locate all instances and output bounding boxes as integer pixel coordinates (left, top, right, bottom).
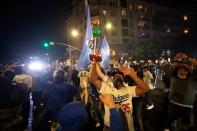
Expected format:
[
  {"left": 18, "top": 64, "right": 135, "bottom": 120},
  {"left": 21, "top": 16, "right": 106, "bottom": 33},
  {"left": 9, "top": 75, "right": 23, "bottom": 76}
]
[
  {"left": 76, "top": 1, "right": 93, "bottom": 70},
  {"left": 100, "top": 37, "right": 110, "bottom": 70}
]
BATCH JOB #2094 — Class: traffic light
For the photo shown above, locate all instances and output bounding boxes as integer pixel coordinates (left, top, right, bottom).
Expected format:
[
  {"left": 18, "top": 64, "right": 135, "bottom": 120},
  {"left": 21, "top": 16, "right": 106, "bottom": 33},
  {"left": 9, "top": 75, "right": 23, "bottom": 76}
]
[{"left": 43, "top": 42, "right": 49, "bottom": 48}]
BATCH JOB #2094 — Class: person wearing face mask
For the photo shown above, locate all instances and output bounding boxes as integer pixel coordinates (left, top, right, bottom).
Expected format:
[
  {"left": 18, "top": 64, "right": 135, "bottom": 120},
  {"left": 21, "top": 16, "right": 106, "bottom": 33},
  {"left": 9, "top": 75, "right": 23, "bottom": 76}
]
[
  {"left": 165, "top": 53, "right": 197, "bottom": 130},
  {"left": 89, "top": 53, "right": 149, "bottom": 131}
]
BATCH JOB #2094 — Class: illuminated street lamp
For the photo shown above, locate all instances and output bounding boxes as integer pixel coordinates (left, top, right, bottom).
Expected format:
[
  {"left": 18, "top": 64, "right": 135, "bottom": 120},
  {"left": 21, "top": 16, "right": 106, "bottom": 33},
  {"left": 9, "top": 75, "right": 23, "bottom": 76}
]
[
  {"left": 71, "top": 29, "right": 79, "bottom": 37},
  {"left": 105, "top": 22, "right": 112, "bottom": 30}
]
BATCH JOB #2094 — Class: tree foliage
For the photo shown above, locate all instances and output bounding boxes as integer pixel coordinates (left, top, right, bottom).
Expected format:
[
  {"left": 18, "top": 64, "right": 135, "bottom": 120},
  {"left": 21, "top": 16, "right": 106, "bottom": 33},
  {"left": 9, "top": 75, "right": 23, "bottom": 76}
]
[{"left": 132, "top": 40, "right": 171, "bottom": 59}]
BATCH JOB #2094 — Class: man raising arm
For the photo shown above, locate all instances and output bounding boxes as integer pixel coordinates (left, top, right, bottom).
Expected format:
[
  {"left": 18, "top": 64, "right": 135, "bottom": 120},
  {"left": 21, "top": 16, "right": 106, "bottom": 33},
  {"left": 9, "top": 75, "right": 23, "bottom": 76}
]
[
  {"left": 89, "top": 55, "right": 149, "bottom": 131},
  {"left": 118, "top": 65, "right": 149, "bottom": 96}
]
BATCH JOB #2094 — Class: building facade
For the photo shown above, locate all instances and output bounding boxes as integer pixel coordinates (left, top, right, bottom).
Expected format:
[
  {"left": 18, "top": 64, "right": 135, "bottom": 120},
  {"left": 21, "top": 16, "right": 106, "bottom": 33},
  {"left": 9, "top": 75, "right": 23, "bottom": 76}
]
[{"left": 66, "top": 0, "right": 189, "bottom": 59}]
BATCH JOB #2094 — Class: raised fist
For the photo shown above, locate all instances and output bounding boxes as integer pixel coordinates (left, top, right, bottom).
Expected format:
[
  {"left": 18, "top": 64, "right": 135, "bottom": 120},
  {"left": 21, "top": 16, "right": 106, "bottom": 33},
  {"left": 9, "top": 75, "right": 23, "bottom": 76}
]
[
  {"left": 89, "top": 49, "right": 102, "bottom": 62},
  {"left": 89, "top": 54, "right": 102, "bottom": 62}
]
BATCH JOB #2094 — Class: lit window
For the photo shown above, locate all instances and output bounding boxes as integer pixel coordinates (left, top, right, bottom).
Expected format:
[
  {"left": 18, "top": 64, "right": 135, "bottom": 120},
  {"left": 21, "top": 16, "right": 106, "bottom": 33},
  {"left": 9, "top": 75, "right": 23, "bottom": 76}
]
[
  {"left": 137, "top": 5, "right": 144, "bottom": 10},
  {"left": 138, "top": 21, "right": 145, "bottom": 28},
  {"left": 144, "top": 7, "right": 147, "bottom": 12},
  {"left": 183, "top": 15, "right": 188, "bottom": 21},
  {"left": 111, "top": 50, "right": 116, "bottom": 56},
  {"left": 167, "top": 28, "right": 171, "bottom": 33},
  {"left": 184, "top": 28, "right": 189, "bottom": 34},
  {"left": 129, "top": 4, "right": 133, "bottom": 10},
  {"left": 121, "top": 10, "right": 127, "bottom": 16},
  {"left": 103, "top": 10, "right": 107, "bottom": 15},
  {"left": 138, "top": 32, "right": 145, "bottom": 38}
]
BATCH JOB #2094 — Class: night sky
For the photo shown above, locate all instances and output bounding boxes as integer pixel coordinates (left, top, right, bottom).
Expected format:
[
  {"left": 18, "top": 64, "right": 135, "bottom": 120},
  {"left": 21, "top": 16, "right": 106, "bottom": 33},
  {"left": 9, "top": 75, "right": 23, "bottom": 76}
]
[
  {"left": 1, "top": 0, "right": 72, "bottom": 62},
  {"left": 1, "top": 0, "right": 197, "bottom": 63}
]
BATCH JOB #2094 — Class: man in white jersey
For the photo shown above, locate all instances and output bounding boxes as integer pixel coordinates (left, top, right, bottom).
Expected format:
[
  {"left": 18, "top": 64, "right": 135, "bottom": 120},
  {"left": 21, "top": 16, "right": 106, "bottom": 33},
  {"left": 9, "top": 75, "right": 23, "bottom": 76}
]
[
  {"left": 89, "top": 58, "right": 149, "bottom": 131},
  {"left": 78, "top": 70, "right": 89, "bottom": 105}
]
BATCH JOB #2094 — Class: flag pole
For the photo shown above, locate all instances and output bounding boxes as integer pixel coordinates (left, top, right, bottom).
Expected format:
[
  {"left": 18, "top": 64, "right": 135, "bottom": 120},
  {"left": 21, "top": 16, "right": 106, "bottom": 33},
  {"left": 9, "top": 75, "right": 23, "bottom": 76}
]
[{"left": 93, "top": 37, "right": 97, "bottom": 54}]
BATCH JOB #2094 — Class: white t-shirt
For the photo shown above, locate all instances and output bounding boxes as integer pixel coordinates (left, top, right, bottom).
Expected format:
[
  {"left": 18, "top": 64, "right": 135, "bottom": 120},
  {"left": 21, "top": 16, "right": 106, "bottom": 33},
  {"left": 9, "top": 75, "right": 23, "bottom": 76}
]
[
  {"left": 143, "top": 71, "right": 154, "bottom": 89},
  {"left": 78, "top": 71, "right": 89, "bottom": 88},
  {"left": 13, "top": 74, "right": 32, "bottom": 88},
  {"left": 100, "top": 77, "right": 136, "bottom": 131}
]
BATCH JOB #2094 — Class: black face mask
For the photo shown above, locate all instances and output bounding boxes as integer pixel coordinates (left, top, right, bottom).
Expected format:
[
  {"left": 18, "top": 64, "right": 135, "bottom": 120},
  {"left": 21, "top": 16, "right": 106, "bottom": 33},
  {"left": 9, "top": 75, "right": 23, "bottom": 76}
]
[{"left": 113, "top": 77, "right": 124, "bottom": 89}]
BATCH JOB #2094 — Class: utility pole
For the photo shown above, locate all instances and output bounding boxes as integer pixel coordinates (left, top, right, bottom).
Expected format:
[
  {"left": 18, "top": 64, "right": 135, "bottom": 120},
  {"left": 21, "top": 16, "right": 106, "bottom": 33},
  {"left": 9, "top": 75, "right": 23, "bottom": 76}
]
[{"left": 49, "top": 42, "right": 81, "bottom": 67}]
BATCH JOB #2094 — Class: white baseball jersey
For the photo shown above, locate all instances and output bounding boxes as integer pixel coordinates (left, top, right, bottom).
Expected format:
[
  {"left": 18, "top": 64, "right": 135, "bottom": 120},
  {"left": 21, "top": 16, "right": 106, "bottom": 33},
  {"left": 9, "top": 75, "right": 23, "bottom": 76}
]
[
  {"left": 100, "top": 77, "right": 136, "bottom": 131},
  {"left": 78, "top": 71, "right": 89, "bottom": 88}
]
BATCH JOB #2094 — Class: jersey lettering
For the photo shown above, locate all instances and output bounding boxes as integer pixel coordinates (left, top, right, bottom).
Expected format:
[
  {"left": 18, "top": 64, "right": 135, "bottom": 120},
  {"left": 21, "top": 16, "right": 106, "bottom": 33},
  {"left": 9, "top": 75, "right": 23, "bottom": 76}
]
[{"left": 113, "top": 94, "right": 129, "bottom": 105}]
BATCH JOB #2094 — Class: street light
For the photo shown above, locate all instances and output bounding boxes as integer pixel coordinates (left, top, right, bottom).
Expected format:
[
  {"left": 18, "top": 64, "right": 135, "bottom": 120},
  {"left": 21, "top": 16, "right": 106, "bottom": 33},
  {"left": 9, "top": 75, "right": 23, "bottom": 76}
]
[
  {"left": 49, "top": 41, "right": 80, "bottom": 67},
  {"left": 49, "top": 42, "right": 80, "bottom": 51},
  {"left": 105, "top": 22, "right": 112, "bottom": 30},
  {"left": 71, "top": 29, "right": 79, "bottom": 37}
]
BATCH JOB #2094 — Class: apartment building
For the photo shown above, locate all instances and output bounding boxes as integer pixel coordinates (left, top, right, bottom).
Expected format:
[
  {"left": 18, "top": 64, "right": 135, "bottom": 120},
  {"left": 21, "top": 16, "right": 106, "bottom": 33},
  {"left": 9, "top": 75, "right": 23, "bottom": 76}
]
[{"left": 66, "top": 0, "right": 189, "bottom": 58}]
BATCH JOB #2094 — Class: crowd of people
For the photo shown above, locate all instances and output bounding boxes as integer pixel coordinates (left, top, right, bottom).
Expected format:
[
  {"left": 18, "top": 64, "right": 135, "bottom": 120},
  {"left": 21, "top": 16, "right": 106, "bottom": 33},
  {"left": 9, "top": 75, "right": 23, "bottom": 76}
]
[{"left": 0, "top": 52, "right": 197, "bottom": 131}]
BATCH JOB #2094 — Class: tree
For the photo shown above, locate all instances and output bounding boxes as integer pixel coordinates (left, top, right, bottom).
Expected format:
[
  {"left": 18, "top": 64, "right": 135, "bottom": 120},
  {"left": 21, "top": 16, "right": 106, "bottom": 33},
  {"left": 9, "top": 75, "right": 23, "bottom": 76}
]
[{"left": 132, "top": 40, "right": 167, "bottom": 60}]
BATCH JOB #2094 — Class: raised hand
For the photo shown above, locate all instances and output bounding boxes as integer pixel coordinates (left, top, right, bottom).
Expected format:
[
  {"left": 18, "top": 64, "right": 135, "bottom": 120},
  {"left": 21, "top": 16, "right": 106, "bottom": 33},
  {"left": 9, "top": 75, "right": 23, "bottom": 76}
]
[
  {"left": 119, "top": 66, "right": 135, "bottom": 76},
  {"left": 89, "top": 49, "right": 102, "bottom": 62}
]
